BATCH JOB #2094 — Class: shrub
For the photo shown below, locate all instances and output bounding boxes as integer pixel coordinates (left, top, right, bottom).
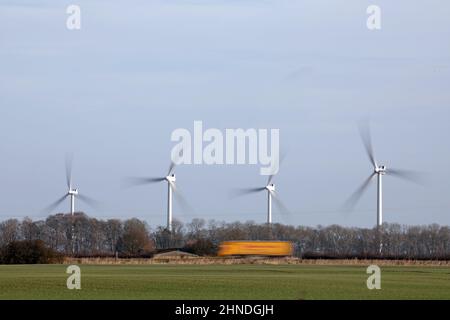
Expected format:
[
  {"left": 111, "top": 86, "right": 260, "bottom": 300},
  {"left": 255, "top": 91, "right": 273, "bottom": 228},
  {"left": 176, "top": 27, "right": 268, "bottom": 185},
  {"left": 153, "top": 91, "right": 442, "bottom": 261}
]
[{"left": 0, "top": 240, "right": 62, "bottom": 264}]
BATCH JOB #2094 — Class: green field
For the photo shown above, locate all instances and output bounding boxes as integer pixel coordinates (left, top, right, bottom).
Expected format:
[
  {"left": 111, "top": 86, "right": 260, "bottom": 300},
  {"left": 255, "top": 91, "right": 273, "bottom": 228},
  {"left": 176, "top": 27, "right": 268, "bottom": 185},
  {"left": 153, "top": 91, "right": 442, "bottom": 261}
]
[{"left": 0, "top": 264, "right": 449, "bottom": 299}]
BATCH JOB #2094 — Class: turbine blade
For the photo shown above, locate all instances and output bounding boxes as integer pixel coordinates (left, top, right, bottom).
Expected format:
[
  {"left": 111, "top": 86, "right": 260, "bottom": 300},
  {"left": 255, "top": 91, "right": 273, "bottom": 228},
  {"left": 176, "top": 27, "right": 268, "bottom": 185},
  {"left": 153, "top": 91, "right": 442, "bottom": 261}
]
[
  {"left": 41, "top": 194, "right": 68, "bottom": 214},
  {"left": 167, "top": 161, "right": 176, "bottom": 176},
  {"left": 271, "top": 191, "right": 291, "bottom": 217},
  {"left": 229, "top": 187, "right": 266, "bottom": 198},
  {"left": 169, "top": 143, "right": 186, "bottom": 175},
  {"left": 169, "top": 181, "right": 194, "bottom": 215},
  {"left": 77, "top": 193, "right": 101, "bottom": 209},
  {"left": 358, "top": 121, "right": 377, "bottom": 168},
  {"left": 343, "top": 173, "right": 376, "bottom": 210},
  {"left": 267, "top": 150, "right": 287, "bottom": 185},
  {"left": 65, "top": 154, "right": 73, "bottom": 189},
  {"left": 387, "top": 168, "right": 424, "bottom": 185},
  {"left": 122, "top": 177, "right": 165, "bottom": 188}
]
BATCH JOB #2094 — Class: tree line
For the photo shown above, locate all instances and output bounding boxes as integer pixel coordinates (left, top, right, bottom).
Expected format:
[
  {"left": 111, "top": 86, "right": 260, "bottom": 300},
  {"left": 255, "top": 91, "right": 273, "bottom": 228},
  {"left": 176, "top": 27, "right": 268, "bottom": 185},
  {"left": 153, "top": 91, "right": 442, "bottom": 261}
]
[{"left": 0, "top": 212, "right": 449, "bottom": 259}]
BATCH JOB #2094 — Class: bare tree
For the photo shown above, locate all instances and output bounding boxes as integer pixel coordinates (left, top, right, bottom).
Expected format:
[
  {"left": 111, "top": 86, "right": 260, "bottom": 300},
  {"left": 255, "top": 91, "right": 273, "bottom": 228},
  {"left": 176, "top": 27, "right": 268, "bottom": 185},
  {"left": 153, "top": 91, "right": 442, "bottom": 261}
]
[
  {"left": 105, "top": 219, "right": 122, "bottom": 254},
  {"left": 118, "top": 218, "right": 153, "bottom": 255},
  {"left": 1, "top": 214, "right": 449, "bottom": 259},
  {"left": 0, "top": 219, "right": 20, "bottom": 246},
  {"left": 21, "top": 217, "right": 39, "bottom": 241}
]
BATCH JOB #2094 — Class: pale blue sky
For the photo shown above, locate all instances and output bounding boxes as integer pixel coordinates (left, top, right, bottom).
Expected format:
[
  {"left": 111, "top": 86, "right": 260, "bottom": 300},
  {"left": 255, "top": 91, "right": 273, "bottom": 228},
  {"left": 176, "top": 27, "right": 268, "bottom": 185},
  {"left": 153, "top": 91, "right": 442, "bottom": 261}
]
[{"left": 0, "top": 0, "right": 449, "bottom": 228}]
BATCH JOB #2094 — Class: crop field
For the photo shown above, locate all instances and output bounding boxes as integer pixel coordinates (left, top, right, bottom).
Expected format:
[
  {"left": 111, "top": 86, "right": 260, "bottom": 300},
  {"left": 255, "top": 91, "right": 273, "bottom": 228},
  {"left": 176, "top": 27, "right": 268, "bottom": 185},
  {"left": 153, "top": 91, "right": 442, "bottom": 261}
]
[{"left": 0, "top": 264, "right": 449, "bottom": 300}]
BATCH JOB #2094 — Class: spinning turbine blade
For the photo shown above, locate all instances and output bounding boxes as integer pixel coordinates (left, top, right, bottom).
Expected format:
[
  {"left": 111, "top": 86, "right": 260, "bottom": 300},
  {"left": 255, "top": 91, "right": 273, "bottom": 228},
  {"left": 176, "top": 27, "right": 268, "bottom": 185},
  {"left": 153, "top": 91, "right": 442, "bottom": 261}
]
[
  {"left": 77, "top": 193, "right": 101, "bottom": 209},
  {"left": 169, "top": 181, "right": 194, "bottom": 214},
  {"left": 169, "top": 144, "right": 185, "bottom": 175},
  {"left": 387, "top": 168, "right": 424, "bottom": 185},
  {"left": 230, "top": 187, "right": 266, "bottom": 198},
  {"left": 42, "top": 194, "right": 68, "bottom": 214},
  {"left": 65, "top": 154, "right": 73, "bottom": 189},
  {"left": 167, "top": 161, "right": 177, "bottom": 176},
  {"left": 271, "top": 191, "right": 291, "bottom": 218},
  {"left": 267, "top": 150, "right": 287, "bottom": 185},
  {"left": 123, "top": 177, "right": 165, "bottom": 187},
  {"left": 344, "top": 173, "right": 376, "bottom": 210},
  {"left": 359, "top": 121, "right": 377, "bottom": 168}
]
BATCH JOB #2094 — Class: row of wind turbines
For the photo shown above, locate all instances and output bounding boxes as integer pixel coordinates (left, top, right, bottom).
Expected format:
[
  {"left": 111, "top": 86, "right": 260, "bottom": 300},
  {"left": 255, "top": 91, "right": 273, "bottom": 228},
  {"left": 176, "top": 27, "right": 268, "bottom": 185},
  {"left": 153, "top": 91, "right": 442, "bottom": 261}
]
[{"left": 42, "top": 123, "right": 421, "bottom": 233}]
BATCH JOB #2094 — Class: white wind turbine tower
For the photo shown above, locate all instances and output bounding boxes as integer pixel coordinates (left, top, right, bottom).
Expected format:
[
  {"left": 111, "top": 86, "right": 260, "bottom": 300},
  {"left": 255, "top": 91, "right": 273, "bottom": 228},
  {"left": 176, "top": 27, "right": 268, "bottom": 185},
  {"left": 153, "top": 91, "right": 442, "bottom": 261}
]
[
  {"left": 126, "top": 161, "right": 190, "bottom": 232},
  {"left": 345, "top": 123, "right": 421, "bottom": 251},
  {"left": 43, "top": 156, "right": 98, "bottom": 215}
]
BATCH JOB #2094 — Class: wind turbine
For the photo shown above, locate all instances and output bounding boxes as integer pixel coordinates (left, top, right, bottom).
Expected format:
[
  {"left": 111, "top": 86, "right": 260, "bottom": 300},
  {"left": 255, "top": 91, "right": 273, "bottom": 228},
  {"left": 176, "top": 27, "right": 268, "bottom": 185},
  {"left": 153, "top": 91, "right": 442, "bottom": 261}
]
[
  {"left": 125, "top": 161, "right": 189, "bottom": 232},
  {"left": 345, "top": 123, "right": 421, "bottom": 228},
  {"left": 43, "top": 156, "right": 98, "bottom": 215},
  {"left": 233, "top": 172, "right": 289, "bottom": 225}
]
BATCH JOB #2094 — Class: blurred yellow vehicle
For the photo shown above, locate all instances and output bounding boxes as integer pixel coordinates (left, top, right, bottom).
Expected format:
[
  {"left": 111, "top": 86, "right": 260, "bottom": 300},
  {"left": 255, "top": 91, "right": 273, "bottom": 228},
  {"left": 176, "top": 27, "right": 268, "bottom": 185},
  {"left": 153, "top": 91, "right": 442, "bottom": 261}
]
[{"left": 218, "top": 241, "right": 293, "bottom": 257}]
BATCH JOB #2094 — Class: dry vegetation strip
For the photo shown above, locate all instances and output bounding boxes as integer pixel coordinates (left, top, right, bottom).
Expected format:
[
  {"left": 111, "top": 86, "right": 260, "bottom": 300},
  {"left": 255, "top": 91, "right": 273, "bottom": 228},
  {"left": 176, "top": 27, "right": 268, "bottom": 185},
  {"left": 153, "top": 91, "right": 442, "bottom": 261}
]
[{"left": 64, "top": 257, "right": 450, "bottom": 266}]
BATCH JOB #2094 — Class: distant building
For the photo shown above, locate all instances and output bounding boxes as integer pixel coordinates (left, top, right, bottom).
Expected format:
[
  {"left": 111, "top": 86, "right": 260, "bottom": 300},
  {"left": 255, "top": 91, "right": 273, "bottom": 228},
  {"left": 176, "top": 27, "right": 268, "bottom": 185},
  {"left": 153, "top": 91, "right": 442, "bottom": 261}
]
[{"left": 153, "top": 250, "right": 199, "bottom": 260}]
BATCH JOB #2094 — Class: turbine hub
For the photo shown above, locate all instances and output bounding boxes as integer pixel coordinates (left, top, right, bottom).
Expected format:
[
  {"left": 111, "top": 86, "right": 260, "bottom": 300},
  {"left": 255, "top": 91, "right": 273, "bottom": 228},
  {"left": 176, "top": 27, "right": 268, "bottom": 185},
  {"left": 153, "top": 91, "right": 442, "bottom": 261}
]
[
  {"left": 375, "top": 165, "right": 386, "bottom": 175},
  {"left": 166, "top": 174, "right": 176, "bottom": 183},
  {"left": 265, "top": 183, "right": 275, "bottom": 192},
  {"left": 68, "top": 188, "right": 78, "bottom": 195}
]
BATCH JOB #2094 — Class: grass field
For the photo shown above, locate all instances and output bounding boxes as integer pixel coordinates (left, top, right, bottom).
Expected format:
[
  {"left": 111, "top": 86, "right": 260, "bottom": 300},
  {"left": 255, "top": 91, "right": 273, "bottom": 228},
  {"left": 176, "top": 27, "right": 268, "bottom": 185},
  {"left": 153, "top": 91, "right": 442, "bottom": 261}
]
[{"left": 0, "top": 264, "right": 449, "bottom": 299}]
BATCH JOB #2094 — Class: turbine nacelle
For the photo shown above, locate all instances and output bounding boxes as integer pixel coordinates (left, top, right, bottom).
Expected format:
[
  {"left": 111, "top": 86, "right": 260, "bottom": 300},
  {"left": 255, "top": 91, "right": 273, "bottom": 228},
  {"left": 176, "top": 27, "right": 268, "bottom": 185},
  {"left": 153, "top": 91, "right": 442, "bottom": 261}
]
[
  {"left": 165, "top": 174, "right": 176, "bottom": 183},
  {"left": 68, "top": 188, "right": 78, "bottom": 196},
  {"left": 375, "top": 165, "right": 386, "bottom": 175},
  {"left": 265, "top": 183, "right": 275, "bottom": 192}
]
